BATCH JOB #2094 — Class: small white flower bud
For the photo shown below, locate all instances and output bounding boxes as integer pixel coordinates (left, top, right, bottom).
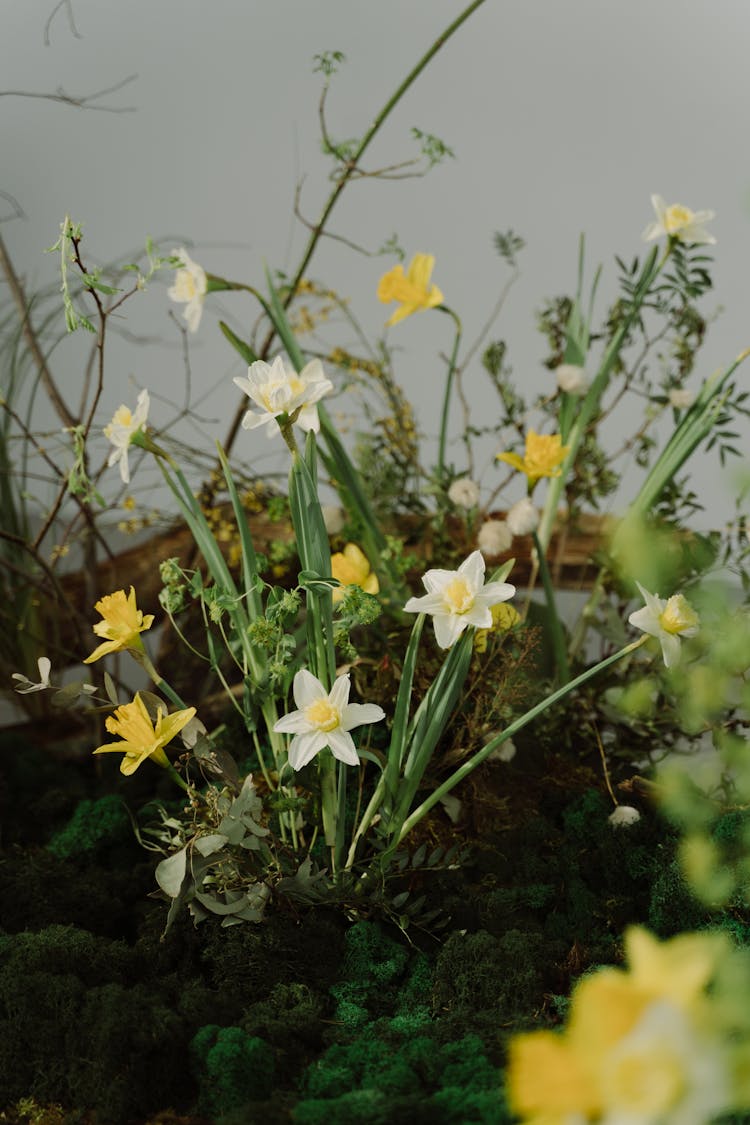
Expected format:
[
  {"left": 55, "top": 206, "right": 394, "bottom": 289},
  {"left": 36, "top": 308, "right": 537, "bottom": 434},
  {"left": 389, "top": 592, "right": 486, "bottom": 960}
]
[
  {"left": 506, "top": 497, "right": 539, "bottom": 537},
  {"left": 477, "top": 519, "right": 513, "bottom": 557},
  {"left": 608, "top": 804, "right": 641, "bottom": 828},
  {"left": 487, "top": 738, "right": 516, "bottom": 763},
  {"left": 668, "top": 388, "right": 695, "bottom": 410},
  {"left": 555, "top": 364, "right": 589, "bottom": 396},
  {"left": 448, "top": 478, "right": 480, "bottom": 510},
  {"left": 321, "top": 505, "right": 346, "bottom": 536}
]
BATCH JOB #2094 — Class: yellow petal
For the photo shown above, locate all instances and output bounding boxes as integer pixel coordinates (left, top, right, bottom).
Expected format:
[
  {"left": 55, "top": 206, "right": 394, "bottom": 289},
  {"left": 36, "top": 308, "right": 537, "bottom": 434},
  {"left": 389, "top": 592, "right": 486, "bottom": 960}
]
[
  {"left": 406, "top": 252, "right": 435, "bottom": 291},
  {"left": 507, "top": 1031, "right": 600, "bottom": 1118}
]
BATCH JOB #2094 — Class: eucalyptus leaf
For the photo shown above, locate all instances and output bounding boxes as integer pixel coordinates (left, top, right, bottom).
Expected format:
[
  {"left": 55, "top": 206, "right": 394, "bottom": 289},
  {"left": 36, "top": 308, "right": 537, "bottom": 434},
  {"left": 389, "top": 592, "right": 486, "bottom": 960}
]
[{"left": 155, "top": 846, "right": 188, "bottom": 898}]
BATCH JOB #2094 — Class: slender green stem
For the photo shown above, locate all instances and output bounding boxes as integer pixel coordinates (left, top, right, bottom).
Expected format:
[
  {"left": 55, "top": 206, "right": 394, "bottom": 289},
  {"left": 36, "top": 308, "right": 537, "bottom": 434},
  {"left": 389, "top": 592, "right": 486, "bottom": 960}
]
[
  {"left": 222, "top": 0, "right": 488, "bottom": 457},
  {"left": 394, "top": 635, "right": 648, "bottom": 847},
  {"left": 532, "top": 530, "right": 570, "bottom": 683},
  {"left": 136, "top": 649, "right": 191, "bottom": 711},
  {"left": 165, "top": 763, "right": 190, "bottom": 793},
  {"left": 436, "top": 307, "right": 462, "bottom": 482}
]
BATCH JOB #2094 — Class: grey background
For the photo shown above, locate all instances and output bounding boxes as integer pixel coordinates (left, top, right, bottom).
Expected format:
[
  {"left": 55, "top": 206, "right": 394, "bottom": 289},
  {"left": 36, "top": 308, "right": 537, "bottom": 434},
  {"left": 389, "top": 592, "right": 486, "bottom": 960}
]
[{"left": 2, "top": 0, "right": 749, "bottom": 530}]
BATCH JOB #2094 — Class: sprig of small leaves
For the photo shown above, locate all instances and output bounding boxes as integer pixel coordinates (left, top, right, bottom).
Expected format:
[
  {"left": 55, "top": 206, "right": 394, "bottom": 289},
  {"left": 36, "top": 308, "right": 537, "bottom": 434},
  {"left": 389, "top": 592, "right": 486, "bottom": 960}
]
[
  {"left": 65, "top": 424, "right": 105, "bottom": 505},
  {"left": 313, "top": 49, "right": 346, "bottom": 78},
  {"left": 411, "top": 127, "right": 455, "bottom": 167},
  {"left": 494, "top": 229, "right": 525, "bottom": 269}
]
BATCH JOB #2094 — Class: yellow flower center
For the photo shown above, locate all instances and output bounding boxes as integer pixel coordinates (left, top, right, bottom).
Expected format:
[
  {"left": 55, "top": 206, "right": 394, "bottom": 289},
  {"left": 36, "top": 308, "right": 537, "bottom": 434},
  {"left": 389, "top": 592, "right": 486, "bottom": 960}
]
[
  {"left": 443, "top": 576, "right": 475, "bottom": 615},
  {"left": 658, "top": 594, "right": 699, "bottom": 635},
  {"left": 664, "top": 205, "right": 693, "bottom": 233},
  {"left": 607, "top": 1045, "right": 686, "bottom": 1116},
  {"left": 173, "top": 270, "right": 198, "bottom": 301},
  {"left": 305, "top": 698, "right": 340, "bottom": 732}
]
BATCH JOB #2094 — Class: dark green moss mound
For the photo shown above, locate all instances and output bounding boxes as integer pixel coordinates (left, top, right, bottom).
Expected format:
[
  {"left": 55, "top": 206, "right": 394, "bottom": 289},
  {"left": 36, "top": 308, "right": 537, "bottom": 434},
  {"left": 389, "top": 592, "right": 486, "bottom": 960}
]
[
  {"left": 295, "top": 1032, "right": 506, "bottom": 1125},
  {"left": 0, "top": 925, "right": 188, "bottom": 1123},
  {"left": 46, "top": 793, "right": 132, "bottom": 858},
  {"left": 191, "top": 1024, "right": 275, "bottom": 1116}
]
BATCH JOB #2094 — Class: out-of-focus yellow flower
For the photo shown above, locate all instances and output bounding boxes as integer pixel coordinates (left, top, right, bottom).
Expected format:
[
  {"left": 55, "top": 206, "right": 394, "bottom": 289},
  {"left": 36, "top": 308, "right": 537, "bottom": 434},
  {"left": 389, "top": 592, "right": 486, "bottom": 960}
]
[
  {"left": 93, "top": 692, "right": 196, "bottom": 776},
  {"left": 330, "top": 543, "right": 379, "bottom": 604},
  {"left": 497, "top": 430, "right": 569, "bottom": 489},
  {"left": 83, "top": 587, "right": 154, "bottom": 664},
  {"left": 507, "top": 926, "right": 740, "bottom": 1125},
  {"left": 377, "top": 253, "right": 443, "bottom": 326},
  {"left": 474, "top": 601, "right": 521, "bottom": 653}
]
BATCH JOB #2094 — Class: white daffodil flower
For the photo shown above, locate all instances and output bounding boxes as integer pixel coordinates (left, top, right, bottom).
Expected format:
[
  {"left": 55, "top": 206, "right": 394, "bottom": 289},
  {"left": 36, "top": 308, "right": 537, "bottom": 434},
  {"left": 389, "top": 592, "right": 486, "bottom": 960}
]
[
  {"left": 404, "top": 549, "right": 516, "bottom": 649},
  {"left": 642, "top": 195, "right": 716, "bottom": 245},
  {"left": 274, "top": 669, "right": 385, "bottom": 771},
  {"left": 104, "top": 388, "right": 150, "bottom": 484},
  {"left": 233, "top": 356, "right": 333, "bottom": 437},
  {"left": 12, "top": 656, "right": 52, "bottom": 694},
  {"left": 167, "top": 247, "right": 207, "bottom": 333},
  {"left": 628, "top": 582, "right": 699, "bottom": 668}
]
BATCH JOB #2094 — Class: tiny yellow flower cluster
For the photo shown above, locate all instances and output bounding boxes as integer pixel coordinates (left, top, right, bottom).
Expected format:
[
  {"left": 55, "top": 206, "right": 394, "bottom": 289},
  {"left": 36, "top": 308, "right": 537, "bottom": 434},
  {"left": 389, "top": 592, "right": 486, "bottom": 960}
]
[{"left": 474, "top": 602, "right": 521, "bottom": 653}]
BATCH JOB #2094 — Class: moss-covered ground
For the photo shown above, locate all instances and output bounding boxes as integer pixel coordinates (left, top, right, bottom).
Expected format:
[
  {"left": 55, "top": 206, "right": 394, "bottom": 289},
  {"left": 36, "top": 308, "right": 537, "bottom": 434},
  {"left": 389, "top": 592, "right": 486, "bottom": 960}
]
[{"left": 0, "top": 728, "right": 746, "bottom": 1125}]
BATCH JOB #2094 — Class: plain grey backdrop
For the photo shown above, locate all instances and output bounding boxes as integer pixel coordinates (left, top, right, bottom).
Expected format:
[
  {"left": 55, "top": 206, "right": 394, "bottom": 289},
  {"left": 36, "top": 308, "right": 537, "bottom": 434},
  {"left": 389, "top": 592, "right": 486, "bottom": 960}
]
[{"left": 2, "top": 0, "right": 749, "bottom": 529}]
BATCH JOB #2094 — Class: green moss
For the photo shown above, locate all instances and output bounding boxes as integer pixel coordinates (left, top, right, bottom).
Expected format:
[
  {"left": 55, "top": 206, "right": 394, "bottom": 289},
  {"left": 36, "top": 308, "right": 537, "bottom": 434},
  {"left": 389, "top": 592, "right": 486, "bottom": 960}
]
[
  {"left": 191, "top": 1025, "right": 275, "bottom": 1114},
  {"left": 46, "top": 795, "right": 131, "bottom": 859},
  {"left": 0, "top": 925, "right": 192, "bottom": 1122}
]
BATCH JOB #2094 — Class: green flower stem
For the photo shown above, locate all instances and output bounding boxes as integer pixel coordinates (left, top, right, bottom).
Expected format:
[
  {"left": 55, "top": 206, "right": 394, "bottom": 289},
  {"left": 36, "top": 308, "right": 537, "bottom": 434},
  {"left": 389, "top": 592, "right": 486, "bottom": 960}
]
[
  {"left": 135, "top": 649, "right": 191, "bottom": 711},
  {"left": 320, "top": 752, "right": 339, "bottom": 854},
  {"left": 222, "top": 0, "right": 489, "bottom": 457},
  {"left": 393, "top": 635, "right": 648, "bottom": 848},
  {"left": 569, "top": 345, "right": 750, "bottom": 661},
  {"left": 536, "top": 245, "right": 664, "bottom": 554},
  {"left": 532, "top": 530, "right": 570, "bottom": 683},
  {"left": 164, "top": 762, "right": 190, "bottom": 794},
  {"left": 436, "top": 306, "right": 463, "bottom": 483}
]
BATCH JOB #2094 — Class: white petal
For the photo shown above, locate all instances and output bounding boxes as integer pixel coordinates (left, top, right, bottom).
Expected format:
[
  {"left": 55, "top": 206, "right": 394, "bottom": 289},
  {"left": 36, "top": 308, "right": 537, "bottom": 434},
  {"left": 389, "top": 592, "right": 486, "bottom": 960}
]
[
  {"left": 273, "top": 709, "right": 311, "bottom": 735},
  {"left": 462, "top": 603, "right": 493, "bottom": 629},
  {"left": 433, "top": 613, "right": 466, "bottom": 649},
  {"left": 478, "top": 581, "right": 516, "bottom": 605},
  {"left": 328, "top": 673, "right": 351, "bottom": 712},
  {"left": 37, "top": 657, "right": 52, "bottom": 685},
  {"left": 628, "top": 606, "right": 660, "bottom": 638},
  {"left": 660, "top": 633, "right": 682, "bottom": 668},
  {"left": 404, "top": 592, "right": 445, "bottom": 615},
  {"left": 326, "top": 728, "right": 360, "bottom": 766},
  {"left": 296, "top": 404, "right": 321, "bottom": 433},
  {"left": 421, "top": 569, "right": 456, "bottom": 594},
  {"left": 341, "top": 702, "right": 386, "bottom": 731},
  {"left": 288, "top": 731, "right": 326, "bottom": 770},
  {"left": 457, "top": 550, "right": 485, "bottom": 589},
  {"left": 240, "top": 409, "right": 272, "bottom": 431},
  {"left": 293, "top": 668, "right": 327, "bottom": 709}
]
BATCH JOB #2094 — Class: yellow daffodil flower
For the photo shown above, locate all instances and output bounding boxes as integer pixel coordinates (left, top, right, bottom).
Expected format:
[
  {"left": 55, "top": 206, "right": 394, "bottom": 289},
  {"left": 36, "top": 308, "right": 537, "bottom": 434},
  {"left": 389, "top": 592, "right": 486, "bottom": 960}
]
[
  {"left": 507, "top": 927, "right": 740, "bottom": 1125},
  {"left": 377, "top": 253, "right": 444, "bottom": 326},
  {"left": 83, "top": 587, "right": 155, "bottom": 664},
  {"left": 93, "top": 692, "right": 196, "bottom": 775},
  {"left": 330, "top": 543, "right": 379, "bottom": 605},
  {"left": 497, "top": 430, "right": 570, "bottom": 490}
]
